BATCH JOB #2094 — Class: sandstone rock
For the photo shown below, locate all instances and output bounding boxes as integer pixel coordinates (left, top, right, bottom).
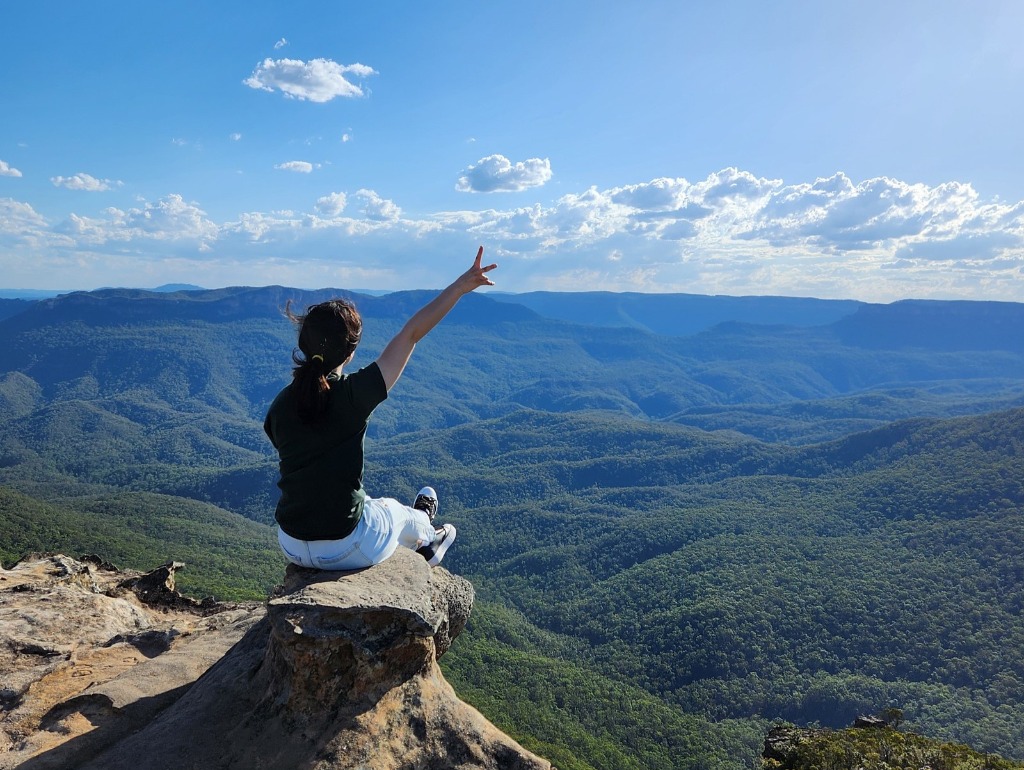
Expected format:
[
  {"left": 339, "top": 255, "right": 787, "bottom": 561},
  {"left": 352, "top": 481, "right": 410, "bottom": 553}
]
[
  {"left": 762, "top": 724, "right": 829, "bottom": 767},
  {"left": 0, "top": 550, "right": 552, "bottom": 770},
  {"left": 0, "top": 554, "right": 263, "bottom": 769},
  {"left": 853, "top": 714, "right": 888, "bottom": 729}
]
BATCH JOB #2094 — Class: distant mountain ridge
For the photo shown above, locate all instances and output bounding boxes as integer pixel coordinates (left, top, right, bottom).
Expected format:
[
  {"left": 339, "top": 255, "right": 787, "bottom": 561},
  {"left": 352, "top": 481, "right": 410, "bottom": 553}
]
[
  {"left": 833, "top": 299, "right": 1024, "bottom": 352},
  {"left": 0, "top": 298, "right": 33, "bottom": 322},
  {"left": 151, "top": 282, "right": 204, "bottom": 292},
  {"left": 4, "top": 286, "right": 538, "bottom": 328},
  {"left": 3, "top": 286, "right": 1024, "bottom": 449},
  {"left": 490, "top": 290, "right": 865, "bottom": 335},
  {"left": 7, "top": 285, "right": 1024, "bottom": 345}
]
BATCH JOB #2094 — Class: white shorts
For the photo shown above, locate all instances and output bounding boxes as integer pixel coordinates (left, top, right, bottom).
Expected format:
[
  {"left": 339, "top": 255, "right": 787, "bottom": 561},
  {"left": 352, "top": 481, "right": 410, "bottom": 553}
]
[{"left": 277, "top": 496, "right": 435, "bottom": 571}]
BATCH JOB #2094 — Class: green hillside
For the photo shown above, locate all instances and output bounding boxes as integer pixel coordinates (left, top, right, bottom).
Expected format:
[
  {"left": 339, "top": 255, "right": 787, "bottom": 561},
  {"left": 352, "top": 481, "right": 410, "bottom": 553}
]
[
  {"left": 2, "top": 288, "right": 1023, "bottom": 768},
  {"left": 366, "top": 407, "right": 1024, "bottom": 757},
  {"left": 0, "top": 486, "right": 281, "bottom": 601},
  {"left": 3, "top": 288, "right": 1024, "bottom": 448},
  {"left": 0, "top": 482, "right": 765, "bottom": 769}
]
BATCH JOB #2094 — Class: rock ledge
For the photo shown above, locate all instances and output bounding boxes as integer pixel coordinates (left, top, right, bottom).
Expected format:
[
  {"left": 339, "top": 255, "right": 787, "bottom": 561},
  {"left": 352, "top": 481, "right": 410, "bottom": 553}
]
[{"left": 0, "top": 550, "right": 550, "bottom": 770}]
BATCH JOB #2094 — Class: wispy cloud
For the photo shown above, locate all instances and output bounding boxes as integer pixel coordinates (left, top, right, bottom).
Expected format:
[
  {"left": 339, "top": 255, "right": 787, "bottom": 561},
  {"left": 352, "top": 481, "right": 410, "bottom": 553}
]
[
  {"left": 51, "top": 173, "right": 120, "bottom": 192},
  {"left": 244, "top": 58, "right": 377, "bottom": 102},
  {"left": 0, "top": 198, "right": 48, "bottom": 235},
  {"left": 274, "top": 38, "right": 288, "bottom": 50},
  {"left": 229, "top": 132, "right": 242, "bottom": 141},
  {"left": 0, "top": 160, "right": 22, "bottom": 178},
  {"left": 274, "top": 161, "right": 315, "bottom": 174},
  {"left": 456, "top": 154, "right": 553, "bottom": 193}
]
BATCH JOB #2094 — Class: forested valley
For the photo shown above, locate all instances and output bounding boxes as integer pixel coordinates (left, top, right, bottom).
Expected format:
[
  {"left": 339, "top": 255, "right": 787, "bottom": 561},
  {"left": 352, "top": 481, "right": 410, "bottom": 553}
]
[{"left": 2, "top": 287, "right": 1023, "bottom": 769}]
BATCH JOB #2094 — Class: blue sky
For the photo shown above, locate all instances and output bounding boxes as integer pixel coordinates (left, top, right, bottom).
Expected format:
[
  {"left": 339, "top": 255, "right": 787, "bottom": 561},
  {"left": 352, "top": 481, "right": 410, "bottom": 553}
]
[{"left": 2, "top": 1, "right": 1023, "bottom": 301}]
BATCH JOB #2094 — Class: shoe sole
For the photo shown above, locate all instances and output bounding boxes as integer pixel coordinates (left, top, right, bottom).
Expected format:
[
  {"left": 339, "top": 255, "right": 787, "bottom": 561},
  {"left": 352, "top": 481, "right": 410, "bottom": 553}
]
[{"left": 428, "top": 525, "right": 456, "bottom": 567}]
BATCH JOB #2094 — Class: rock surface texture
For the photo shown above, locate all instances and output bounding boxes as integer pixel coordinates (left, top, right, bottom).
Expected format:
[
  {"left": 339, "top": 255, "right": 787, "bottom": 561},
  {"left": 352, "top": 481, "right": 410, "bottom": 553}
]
[{"left": 0, "top": 550, "right": 551, "bottom": 769}]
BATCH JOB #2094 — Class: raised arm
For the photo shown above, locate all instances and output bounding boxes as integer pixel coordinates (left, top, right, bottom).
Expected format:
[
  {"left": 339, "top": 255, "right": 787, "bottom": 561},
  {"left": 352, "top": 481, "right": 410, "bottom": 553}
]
[{"left": 375, "top": 246, "right": 498, "bottom": 391}]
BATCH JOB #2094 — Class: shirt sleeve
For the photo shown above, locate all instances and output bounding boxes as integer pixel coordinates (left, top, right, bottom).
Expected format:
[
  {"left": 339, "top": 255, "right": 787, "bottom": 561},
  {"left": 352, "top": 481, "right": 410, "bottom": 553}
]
[{"left": 343, "top": 361, "right": 388, "bottom": 419}]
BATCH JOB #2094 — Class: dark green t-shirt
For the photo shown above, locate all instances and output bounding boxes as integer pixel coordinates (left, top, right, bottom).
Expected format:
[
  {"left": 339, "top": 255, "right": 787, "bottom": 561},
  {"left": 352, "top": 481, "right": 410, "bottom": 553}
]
[{"left": 263, "top": 362, "right": 388, "bottom": 540}]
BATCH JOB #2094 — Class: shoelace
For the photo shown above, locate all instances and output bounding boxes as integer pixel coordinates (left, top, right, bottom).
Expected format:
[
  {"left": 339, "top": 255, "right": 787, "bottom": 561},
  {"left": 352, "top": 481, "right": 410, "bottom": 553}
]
[{"left": 414, "top": 495, "right": 437, "bottom": 518}]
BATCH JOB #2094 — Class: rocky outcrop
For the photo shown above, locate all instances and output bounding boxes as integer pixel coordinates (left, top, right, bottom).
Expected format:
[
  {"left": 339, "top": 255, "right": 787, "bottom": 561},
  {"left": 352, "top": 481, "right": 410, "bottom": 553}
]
[
  {"left": 0, "top": 550, "right": 551, "bottom": 769},
  {"left": 0, "top": 554, "right": 263, "bottom": 769},
  {"left": 762, "top": 725, "right": 824, "bottom": 765},
  {"left": 761, "top": 722, "right": 1024, "bottom": 770}
]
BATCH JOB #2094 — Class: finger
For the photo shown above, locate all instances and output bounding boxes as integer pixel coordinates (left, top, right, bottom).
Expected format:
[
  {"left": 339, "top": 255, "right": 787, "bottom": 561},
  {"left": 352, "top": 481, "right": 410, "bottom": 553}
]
[
  {"left": 481, "top": 262, "right": 498, "bottom": 273},
  {"left": 473, "top": 246, "right": 484, "bottom": 269}
]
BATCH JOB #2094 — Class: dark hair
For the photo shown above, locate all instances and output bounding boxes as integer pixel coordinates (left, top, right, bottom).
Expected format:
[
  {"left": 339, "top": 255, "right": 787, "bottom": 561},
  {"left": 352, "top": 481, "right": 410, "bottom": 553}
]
[{"left": 284, "top": 298, "right": 363, "bottom": 423}]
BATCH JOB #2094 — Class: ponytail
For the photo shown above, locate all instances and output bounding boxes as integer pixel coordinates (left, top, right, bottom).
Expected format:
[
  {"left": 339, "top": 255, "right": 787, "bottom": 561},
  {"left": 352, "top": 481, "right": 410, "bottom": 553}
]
[{"left": 284, "top": 299, "right": 363, "bottom": 424}]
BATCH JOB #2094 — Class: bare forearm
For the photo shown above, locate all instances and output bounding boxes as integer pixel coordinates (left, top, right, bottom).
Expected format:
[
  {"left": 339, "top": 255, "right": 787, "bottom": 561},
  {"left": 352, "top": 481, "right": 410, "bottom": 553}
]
[
  {"left": 375, "top": 246, "right": 497, "bottom": 391},
  {"left": 400, "top": 281, "right": 466, "bottom": 344}
]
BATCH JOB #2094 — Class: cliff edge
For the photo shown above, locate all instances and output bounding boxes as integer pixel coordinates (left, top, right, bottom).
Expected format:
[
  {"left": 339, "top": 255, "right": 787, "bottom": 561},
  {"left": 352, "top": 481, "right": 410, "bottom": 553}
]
[{"left": 0, "top": 550, "right": 550, "bottom": 769}]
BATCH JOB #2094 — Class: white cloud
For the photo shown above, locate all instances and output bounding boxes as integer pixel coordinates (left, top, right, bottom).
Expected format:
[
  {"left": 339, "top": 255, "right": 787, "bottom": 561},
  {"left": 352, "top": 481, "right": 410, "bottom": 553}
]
[
  {"left": 51, "top": 173, "right": 119, "bottom": 192},
  {"left": 1, "top": 198, "right": 48, "bottom": 234},
  {"left": 442, "top": 168, "right": 1024, "bottom": 297},
  {"left": 274, "top": 38, "right": 288, "bottom": 49},
  {"left": 55, "top": 194, "right": 218, "bottom": 251},
  {"left": 315, "top": 192, "right": 347, "bottom": 218},
  {"left": 536, "top": 187, "right": 628, "bottom": 241},
  {"left": 120, "top": 195, "right": 217, "bottom": 240},
  {"left": 0, "top": 160, "right": 22, "bottom": 178},
  {"left": 657, "top": 220, "right": 699, "bottom": 241},
  {"left": 697, "top": 167, "right": 781, "bottom": 203},
  {"left": 737, "top": 174, "right": 1006, "bottom": 254},
  {"left": 611, "top": 178, "right": 689, "bottom": 210},
  {"left": 354, "top": 189, "right": 401, "bottom": 221},
  {"left": 230, "top": 132, "right": 242, "bottom": 141},
  {"left": 275, "top": 161, "right": 314, "bottom": 174},
  {"left": 341, "top": 133, "right": 352, "bottom": 143},
  {"left": 244, "top": 57, "right": 377, "bottom": 102},
  {"left": 894, "top": 231, "right": 1022, "bottom": 262},
  {"left": 0, "top": 198, "right": 73, "bottom": 262},
  {"left": 6, "top": 168, "right": 1024, "bottom": 302},
  {"left": 456, "top": 154, "right": 553, "bottom": 193}
]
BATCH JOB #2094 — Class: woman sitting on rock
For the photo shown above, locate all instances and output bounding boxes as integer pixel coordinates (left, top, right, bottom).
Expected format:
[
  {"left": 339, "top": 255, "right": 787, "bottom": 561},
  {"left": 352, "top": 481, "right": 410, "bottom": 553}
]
[{"left": 264, "top": 247, "right": 497, "bottom": 571}]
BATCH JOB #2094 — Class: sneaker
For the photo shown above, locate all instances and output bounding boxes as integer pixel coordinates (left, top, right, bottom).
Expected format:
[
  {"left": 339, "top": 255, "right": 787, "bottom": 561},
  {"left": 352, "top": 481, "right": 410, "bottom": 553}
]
[
  {"left": 416, "top": 524, "right": 456, "bottom": 567},
  {"left": 413, "top": 486, "right": 438, "bottom": 521}
]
